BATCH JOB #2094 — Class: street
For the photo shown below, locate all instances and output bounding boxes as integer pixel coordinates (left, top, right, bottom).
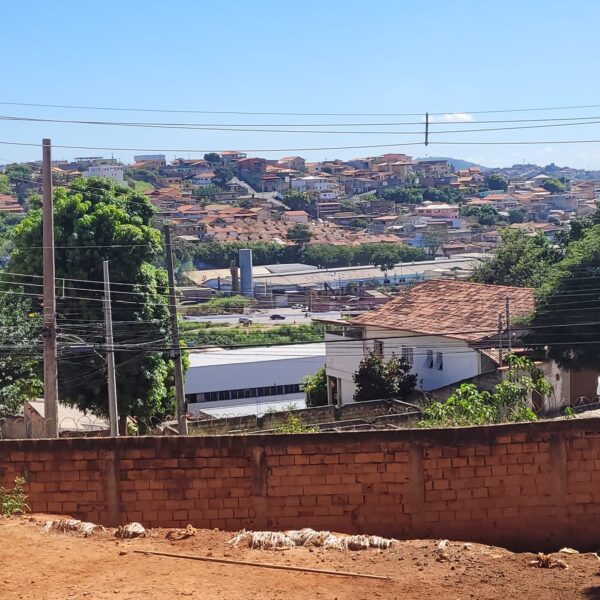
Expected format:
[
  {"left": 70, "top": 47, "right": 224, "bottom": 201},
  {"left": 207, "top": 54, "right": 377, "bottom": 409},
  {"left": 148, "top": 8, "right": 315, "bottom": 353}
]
[{"left": 182, "top": 308, "right": 341, "bottom": 325}]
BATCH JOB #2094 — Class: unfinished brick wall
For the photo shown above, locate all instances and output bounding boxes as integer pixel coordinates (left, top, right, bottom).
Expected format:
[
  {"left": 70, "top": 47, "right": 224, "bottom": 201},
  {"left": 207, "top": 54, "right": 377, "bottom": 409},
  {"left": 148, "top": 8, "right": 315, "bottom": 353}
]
[{"left": 1, "top": 419, "right": 599, "bottom": 550}]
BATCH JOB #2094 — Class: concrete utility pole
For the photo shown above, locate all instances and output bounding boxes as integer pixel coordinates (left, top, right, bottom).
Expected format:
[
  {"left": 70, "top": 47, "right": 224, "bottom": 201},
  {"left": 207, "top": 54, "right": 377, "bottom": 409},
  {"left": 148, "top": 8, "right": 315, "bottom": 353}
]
[
  {"left": 498, "top": 313, "right": 504, "bottom": 367},
  {"left": 164, "top": 225, "right": 188, "bottom": 434},
  {"left": 102, "top": 260, "right": 119, "bottom": 436},
  {"left": 505, "top": 297, "right": 512, "bottom": 353},
  {"left": 42, "top": 139, "right": 59, "bottom": 438}
]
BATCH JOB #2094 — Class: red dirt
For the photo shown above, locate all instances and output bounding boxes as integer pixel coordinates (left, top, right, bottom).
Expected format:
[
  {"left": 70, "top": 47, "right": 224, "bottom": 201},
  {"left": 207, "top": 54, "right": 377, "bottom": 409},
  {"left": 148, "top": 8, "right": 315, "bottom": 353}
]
[{"left": 2, "top": 515, "right": 600, "bottom": 599}]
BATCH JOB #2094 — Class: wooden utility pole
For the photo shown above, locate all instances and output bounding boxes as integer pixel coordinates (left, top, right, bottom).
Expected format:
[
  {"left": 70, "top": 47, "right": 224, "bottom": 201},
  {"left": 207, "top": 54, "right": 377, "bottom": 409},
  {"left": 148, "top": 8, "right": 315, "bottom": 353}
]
[
  {"left": 102, "top": 260, "right": 119, "bottom": 436},
  {"left": 425, "top": 112, "right": 430, "bottom": 146},
  {"left": 164, "top": 225, "right": 188, "bottom": 434},
  {"left": 42, "top": 139, "right": 59, "bottom": 438}
]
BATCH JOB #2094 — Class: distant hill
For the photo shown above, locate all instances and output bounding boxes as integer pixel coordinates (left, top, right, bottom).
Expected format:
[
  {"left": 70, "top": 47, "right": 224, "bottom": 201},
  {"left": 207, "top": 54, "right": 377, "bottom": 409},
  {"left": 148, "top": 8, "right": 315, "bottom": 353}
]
[{"left": 416, "top": 157, "right": 489, "bottom": 171}]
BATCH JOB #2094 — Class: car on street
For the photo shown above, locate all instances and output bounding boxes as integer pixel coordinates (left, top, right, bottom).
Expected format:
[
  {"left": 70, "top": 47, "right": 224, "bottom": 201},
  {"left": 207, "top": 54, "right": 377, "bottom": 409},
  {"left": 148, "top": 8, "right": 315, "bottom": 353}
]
[
  {"left": 269, "top": 314, "right": 285, "bottom": 320},
  {"left": 238, "top": 317, "right": 253, "bottom": 324}
]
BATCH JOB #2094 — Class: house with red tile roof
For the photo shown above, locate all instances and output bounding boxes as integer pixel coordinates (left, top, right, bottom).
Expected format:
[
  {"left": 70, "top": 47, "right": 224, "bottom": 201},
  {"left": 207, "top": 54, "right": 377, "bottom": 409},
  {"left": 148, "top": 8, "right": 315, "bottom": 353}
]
[{"left": 324, "top": 280, "right": 534, "bottom": 402}]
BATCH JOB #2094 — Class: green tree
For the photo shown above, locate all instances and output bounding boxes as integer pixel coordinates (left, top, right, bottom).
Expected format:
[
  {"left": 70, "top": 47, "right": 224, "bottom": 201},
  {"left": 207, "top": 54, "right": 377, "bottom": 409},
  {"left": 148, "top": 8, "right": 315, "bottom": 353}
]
[
  {"left": 485, "top": 173, "right": 509, "bottom": 191},
  {"left": 0, "top": 174, "right": 10, "bottom": 195},
  {"left": 508, "top": 209, "right": 527, "bottom": 224},
  {"left": 420, "top": 355, "right": 550, "bottom": 427},
  {"left": 0, "top": 293, "right": 43, "bottom": 415},
  {"left": 301, "top": 244, "right": 353, "bottom": 268},
  {"left": 541, "top": 178, "right": 566, "bottom": 193},
  {"left": 371, "top": 248, "right": 397, "bottom": 281},
  {"left": 353, "top": 352, "right": 417, "bottom": 402},
  {"left": 287, "top": 223, "right": 312, "bottom": 245},
  {"left": 525, "top": 224, "right": 600, "bottom": 370},
  {"left": 193, "top": 184, "right": 221, "bottom": 199},
  {"left": 470, "top": 229, "right": 560, "bottom": 287},
  {"left": 460, "top": 204, "right": 500, "bottom": 226},
  {"left": 204, "top": 153, "right": 221, "bottom": 165},
  {"left": 421, "top": 229, "right": 448, "bottom": 256},
  {"left": 381, "top": 187, "right": 423, "bottom": 204},
  {"left": 304, "top": 367, "right": 328, "bottom": 407},
  {"left": 9, "top": 178, "right": 173, "bottom": 424},
  {"left": 282, "top": 190, "right": 313, "bottom": 212},
  {"left": 213, "top": 166, "right": 234, "bottom": 188},
  {"left": 348, "top": 217, "right": 367, "bottom": 230}
]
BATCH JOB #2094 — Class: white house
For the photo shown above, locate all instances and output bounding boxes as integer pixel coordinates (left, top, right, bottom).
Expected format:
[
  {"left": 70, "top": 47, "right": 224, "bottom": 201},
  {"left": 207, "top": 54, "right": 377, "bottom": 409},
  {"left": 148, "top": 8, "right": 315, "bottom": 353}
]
[
  {"left": 83, "top": 165, "right": 124, "bottom": 183},
  {"left": 185, "top": 343, "right": 325, "bottom": 416},
  {"left": 192, "top": 172, "right": 216, "bottom": 187},
  {"left": 324, "top": 280, "right": 534, "bottom": 404},
  {"left": 291, "top": 176, "right": 331, "bottom": 193}
]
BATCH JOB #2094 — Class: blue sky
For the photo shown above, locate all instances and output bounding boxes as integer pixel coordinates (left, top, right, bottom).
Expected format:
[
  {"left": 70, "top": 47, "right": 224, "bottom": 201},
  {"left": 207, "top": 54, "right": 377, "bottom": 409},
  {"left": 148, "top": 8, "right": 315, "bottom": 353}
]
[{"left": 2, "top": 0, "right": 600, "bottom": 168}]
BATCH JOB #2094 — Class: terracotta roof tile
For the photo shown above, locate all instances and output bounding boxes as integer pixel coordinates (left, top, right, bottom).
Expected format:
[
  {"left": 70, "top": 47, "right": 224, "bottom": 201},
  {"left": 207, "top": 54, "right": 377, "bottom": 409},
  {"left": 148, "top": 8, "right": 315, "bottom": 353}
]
[{"left": 351, "top": 280, "right": 534, "bottom": 342}]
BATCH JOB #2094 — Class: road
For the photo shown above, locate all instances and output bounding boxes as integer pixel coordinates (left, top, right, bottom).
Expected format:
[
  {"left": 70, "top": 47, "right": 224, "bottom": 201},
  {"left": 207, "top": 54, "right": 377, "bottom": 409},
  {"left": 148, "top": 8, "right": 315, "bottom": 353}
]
[{"left": 182, "top": 308, "right": 341, "bottom": 325}]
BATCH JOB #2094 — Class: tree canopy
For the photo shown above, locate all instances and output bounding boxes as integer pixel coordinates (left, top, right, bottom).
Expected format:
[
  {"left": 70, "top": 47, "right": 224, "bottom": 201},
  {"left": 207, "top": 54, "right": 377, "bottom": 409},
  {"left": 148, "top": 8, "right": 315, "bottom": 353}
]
[
  {"left": 541, "top": 177, "right": 566, "bottom": 194},
  {"left": 0, "top": 293, "right": 43, "bottom": 416},
  {"left": 204, "top": 153, "right": 221, "bottom": 164},
  {"left": 353, "top": 352, "right": 416, "bottom": 402},
  {"left": 9, "top": 177, "right": 174, "bottom": 424},
  {"left": 470, "top": 229, "right": 560, "bottom": 287},
  {"left": 486, "top": 173, "right": 509, "bottom": 191},
  {"left": 525, "top": 224, "right": 600, "bottom": 370},
  {"left": 281, "top": 190, "right": 313, "bottom": 212},
  {"left": 0, "top": 174, "right": 10, "bottom": 195},
  {"left": 420, "top": 355, "right": 549, "bottom": 427},
  {"left": 286, "top": 223, "right": 312, "bottom": 245},
  {"left": 304, "top": 367, "right": 328, "bottom": 407}
]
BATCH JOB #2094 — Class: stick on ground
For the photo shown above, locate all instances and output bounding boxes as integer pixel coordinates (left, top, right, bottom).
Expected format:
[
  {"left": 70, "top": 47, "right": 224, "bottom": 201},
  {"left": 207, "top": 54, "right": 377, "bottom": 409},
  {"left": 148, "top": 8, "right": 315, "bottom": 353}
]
[{"left": 133, "top": 549, "right": 390, "bottom": 580}]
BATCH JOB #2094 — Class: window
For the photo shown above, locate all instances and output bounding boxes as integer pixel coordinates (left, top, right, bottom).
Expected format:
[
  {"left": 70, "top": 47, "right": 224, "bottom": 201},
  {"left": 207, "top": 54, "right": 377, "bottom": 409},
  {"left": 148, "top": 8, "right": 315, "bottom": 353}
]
[
  {"left": 424, "top": 350, "right": 434, "bottom": 369},
  {"left": 401, "top": 346, "right": 414, "bottom": 366},
  {"left": 435, "top": 351, "right": 444, "bottom": 371},
  {"left": 373, "top": 340, "right": 384, "bottom": 356}
]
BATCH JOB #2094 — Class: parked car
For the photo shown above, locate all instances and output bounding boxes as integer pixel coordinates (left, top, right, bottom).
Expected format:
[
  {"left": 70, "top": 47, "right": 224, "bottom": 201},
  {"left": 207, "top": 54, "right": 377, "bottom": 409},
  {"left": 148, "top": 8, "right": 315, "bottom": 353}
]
[
  {"left": 238, "top": 317, "right": 253, "bottom": 324},
  {"left": 291, "top": 304, "right": 303, "bottom": 309},
  {"left": 269, "top": 314, "right": 285, "bottom": 320}
]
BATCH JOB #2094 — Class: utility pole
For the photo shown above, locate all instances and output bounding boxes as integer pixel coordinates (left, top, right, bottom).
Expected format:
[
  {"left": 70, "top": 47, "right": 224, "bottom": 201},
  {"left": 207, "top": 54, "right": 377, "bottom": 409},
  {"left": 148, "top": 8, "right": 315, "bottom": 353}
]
[
  {"left": 505, "top": 297, "right": 512, "bottom": 354},
  {"left": 102, "top": 260, "right": 119, "bottom": 436},
  {"left": 164, "top": 225, "right": 188, "bottom": 435},
  {"left": 42, "top": 139, "right": 59, "bottom": 438},
  {"left": 498, "top": 312, "right": 504, "bottom": 367}
]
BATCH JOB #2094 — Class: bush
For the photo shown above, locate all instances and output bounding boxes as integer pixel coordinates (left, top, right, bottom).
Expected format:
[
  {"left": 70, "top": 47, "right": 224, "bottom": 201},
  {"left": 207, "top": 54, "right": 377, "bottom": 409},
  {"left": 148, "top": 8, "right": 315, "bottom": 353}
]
[
  {"left": 419, "top": 355, "right": 550, "bottom": 428},
  {"left": 1, "top": 476, "right": 29, "bottom": 516}
]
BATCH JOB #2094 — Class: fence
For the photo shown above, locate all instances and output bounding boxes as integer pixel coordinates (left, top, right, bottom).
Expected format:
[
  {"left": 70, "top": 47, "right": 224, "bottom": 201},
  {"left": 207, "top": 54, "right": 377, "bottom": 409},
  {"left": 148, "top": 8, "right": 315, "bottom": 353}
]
[{"left": 2, "top": 418, "right": 600, "bottom": 550}]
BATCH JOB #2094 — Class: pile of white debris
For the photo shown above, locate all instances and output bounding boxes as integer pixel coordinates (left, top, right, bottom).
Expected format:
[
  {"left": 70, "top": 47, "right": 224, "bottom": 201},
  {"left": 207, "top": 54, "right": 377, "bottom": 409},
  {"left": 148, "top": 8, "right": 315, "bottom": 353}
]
[{"left": 228, "top": 528, "right": 395, "bottom": 551}]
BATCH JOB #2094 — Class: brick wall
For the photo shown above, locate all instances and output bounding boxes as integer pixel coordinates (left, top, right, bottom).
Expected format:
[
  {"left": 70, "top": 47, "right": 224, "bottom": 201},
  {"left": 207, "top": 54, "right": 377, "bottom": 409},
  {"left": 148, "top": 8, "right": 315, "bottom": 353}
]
[{"left": 1, "top": 419, "right": 600, "bottom": 551}]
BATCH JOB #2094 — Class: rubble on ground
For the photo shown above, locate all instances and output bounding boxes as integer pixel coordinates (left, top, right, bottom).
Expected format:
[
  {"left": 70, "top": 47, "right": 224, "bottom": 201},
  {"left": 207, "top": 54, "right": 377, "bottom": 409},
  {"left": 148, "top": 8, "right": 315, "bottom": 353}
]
[
  {"left": 528, "top": 553, "right": 568, "bottom": 569},
  {"left": 228, "top": 528, "right": 395, "bottom": 551},
  {"left": 42, "top": 519, "right": 104, "bottom": 538},
  {"left": 166, "top": 524, "right": 197, "bottom": 540},
  {"left": 115, "top": 522, "right": 146, "bottom": 539}
]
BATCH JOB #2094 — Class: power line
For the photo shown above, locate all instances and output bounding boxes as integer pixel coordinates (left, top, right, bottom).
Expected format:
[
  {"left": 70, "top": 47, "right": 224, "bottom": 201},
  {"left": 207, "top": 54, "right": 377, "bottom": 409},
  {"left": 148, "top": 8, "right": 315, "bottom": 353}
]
[
  {"left": 4, "top": 137, "right": 600, "bottom": 154},
  {"left": 5, "top": 113, "right": 600, "bottom": 136},
  {"left": 3, "top": 99, "right": 600, "bottom": 116}
]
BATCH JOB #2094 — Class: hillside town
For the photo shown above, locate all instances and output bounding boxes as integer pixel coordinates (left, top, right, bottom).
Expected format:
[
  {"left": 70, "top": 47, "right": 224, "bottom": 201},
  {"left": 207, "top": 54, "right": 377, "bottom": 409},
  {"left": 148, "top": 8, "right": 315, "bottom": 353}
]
[
  {"left": 4, "top": 2, "right": 600, "bottom": 599},
  {"left": 1, "top": 149, "right": 599, "bottom": 425}
]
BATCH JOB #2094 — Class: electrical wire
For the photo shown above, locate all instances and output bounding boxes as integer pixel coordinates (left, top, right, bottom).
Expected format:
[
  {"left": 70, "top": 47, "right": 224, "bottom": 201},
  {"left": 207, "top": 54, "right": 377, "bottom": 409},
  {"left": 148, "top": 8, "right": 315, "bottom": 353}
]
[{"left": 3, "top": 99, "right": 600, "bottom": 116}]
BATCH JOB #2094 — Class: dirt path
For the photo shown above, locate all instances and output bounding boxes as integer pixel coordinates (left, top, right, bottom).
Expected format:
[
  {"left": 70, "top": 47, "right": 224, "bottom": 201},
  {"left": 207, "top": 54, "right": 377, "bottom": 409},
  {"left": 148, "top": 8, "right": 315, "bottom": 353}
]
[{"left": 1, "top": 516, "right": 599, "bottom": 599}]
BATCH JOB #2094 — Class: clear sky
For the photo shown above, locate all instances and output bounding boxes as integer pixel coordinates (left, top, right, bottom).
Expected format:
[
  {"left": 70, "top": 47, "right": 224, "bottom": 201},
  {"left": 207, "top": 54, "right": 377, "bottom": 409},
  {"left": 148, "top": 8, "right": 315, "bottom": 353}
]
[{"left": 2, "top": 0, "right": 600, "bottom": 168}]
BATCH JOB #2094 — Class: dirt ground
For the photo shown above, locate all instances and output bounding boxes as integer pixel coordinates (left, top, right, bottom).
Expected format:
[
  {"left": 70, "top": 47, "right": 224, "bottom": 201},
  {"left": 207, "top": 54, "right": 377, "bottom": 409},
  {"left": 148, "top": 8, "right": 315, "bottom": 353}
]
[{"left": 2, "top": 516, "right": 600, "bottom": 599}]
